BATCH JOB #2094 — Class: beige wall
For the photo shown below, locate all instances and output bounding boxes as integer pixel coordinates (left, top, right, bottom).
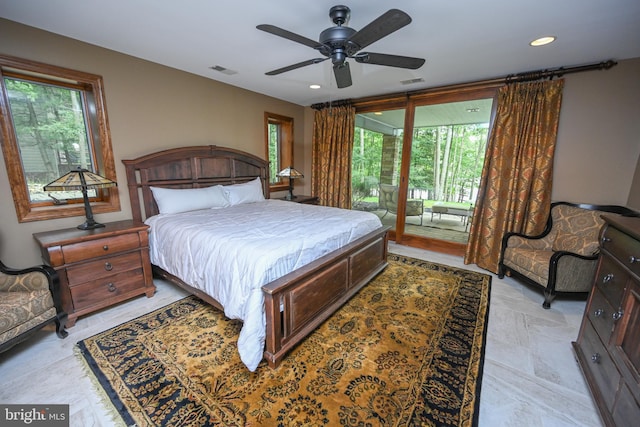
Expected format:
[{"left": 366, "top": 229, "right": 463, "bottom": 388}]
[
  {"left": 0, "top": 19, "right": 309, "bottom": 266},
  {"left": 553, "top": 57, "right": 640, "bottom": 207},
  {"left": 1, "top": 18, "right": 639, "bottom": 266}
]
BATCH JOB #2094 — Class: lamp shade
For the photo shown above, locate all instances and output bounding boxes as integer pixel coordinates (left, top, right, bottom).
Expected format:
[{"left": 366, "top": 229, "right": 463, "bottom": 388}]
[
  {"left": 44, "top": 169, "right": 117, "bottom": 191},
  {"left": 276, "top": 166, "right": 303, "bottom": 200},
  {"left": 276, "top": 166, "right": 304, "bottom": 179},
  {"left": 43, "top": 168, "right": 117, "bottom": 230}
]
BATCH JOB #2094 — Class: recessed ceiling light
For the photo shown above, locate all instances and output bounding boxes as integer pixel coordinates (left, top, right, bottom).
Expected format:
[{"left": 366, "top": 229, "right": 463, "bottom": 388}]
[
  {"left": 466, "top": 108, "right": 480, "bottom": 113},
  {"left": 374, "top": 112, "right": 383, "bottom": 115},
  {"left": 309, "top": 84, "right": 321, "bottom": 89},
  {"left": 530, "top": 36, "right": 556, "bottom": 47}
]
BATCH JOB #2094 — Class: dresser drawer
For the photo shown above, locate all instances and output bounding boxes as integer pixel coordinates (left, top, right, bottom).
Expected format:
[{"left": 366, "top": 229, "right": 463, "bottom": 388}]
[
  {"left": 602, "top": 225, "right": 640, "bottom": 277},
  {"left": 62, "top": 233, "right": 141, "bottom": 264},
  {"left": 596, "top": 255, "right": 629, "bottom": 308},
  {"left": 66, "top": 251, "right": 142, "bottom": 285},
  {"left": 69, "top": 269, "right": 145, "bottom": 310},
  {"left": 578, "top": 320, "right": 620, "bottom": 411},
  {"left": 587, "top": 286, "right": 617, "bottom": 344},
  {"left": 612, "top": 382, "right": 640, "bottom": 426}
]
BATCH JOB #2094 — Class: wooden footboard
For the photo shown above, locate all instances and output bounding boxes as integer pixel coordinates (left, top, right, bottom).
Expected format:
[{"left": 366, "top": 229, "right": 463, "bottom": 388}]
[{"left": 262, "top": 226, "right": 389, "bottom": 368}]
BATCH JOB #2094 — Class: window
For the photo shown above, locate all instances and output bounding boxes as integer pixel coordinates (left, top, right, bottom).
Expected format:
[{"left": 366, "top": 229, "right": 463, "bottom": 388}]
[
  {"left": 264, "top": 112, "right": 293, "bottom": 190},
  {"left": 0, "top": 55, "right": 119, "bottom": 222}
]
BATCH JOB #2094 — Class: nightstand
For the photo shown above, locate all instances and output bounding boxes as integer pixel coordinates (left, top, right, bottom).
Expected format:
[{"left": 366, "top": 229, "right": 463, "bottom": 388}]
[
  {"left": 33, "top": 220, "right": 155, "bottom": 327},
  {"left": 279, "top": 195, "right": 319, "bottom": 205}
]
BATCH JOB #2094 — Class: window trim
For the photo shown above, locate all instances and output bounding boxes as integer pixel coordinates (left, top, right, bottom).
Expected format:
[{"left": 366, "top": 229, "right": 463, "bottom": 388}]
[
  {"left": 0, "top": 54, "right": 119, "bottom": 223},
  {"left": 264, "top": 112, "right": 294, "bottom": 192}
]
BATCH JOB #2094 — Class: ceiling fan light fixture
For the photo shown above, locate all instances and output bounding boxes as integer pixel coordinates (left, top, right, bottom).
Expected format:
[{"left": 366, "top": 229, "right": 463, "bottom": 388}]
[
  {"left": 530, "top": 36, "right": 556, "bottom": 47},
  {"left": 257, "top": 6, "right": 424, "bottom": 89}
]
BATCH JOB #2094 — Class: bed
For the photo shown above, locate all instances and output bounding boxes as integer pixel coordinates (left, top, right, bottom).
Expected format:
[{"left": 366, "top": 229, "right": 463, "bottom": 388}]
[{"left": 123, "top": 145, "right": 389, "bottom": 370}]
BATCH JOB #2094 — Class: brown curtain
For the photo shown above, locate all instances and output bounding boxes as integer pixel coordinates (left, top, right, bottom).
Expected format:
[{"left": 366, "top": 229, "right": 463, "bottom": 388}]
[
  {"left": 465, "top": 79, "right": 564, "bottom": 273},
  {"left": 311, "top": 104, "right": 356, "bottom": 208}
]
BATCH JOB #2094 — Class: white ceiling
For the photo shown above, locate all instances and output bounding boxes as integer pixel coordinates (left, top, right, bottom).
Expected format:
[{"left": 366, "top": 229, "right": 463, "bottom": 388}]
[{"left": 1, "top": 0, "right": 639, "bottom": 107}]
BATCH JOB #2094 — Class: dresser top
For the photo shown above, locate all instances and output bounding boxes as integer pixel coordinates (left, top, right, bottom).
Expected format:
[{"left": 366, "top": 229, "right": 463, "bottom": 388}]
[{"left": 602, "top": 214, "right": 640, "bottom": 241}]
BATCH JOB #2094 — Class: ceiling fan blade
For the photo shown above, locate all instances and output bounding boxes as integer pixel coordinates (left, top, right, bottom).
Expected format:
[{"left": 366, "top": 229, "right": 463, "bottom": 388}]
[
  {"left": 333, "top": 62, "right": 352, "bottom": 88},
  {"left": 257, "top": 24, "right": 321, "bottom": 49},
  {"left": 355, "top": 52, "right": 425, "bottom": 69},
  {"left": 265, "top": 58, "right": 327, "bottom": 76},
  {"left": 348, "top": 9, "right": 412, "bottom": 50}
]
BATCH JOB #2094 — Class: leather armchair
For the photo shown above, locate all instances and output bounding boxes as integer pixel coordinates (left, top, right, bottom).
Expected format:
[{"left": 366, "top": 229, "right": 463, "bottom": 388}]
[
  {"left": 0, "top": 260, "right": 68, "bottom": 353},
  {"left": 498, "top": 202, "right": 639, "bottom": 308}
]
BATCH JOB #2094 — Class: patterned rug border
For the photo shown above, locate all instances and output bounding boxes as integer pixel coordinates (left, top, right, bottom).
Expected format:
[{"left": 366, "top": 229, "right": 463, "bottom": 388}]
[{"left": 77, "top": 254, "right": 492, "bottom": 427}]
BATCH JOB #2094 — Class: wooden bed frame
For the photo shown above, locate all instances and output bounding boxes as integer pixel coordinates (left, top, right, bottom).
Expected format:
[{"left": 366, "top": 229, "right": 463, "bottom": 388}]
[{"left": 122, "top": 145, "right": 389, "bottom": 368}]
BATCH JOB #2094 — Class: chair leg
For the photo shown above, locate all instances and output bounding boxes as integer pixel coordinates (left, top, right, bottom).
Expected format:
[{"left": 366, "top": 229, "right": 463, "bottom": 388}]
[
  {"left": 543, "top": 290, "right": 555, "bottom": 309},
  {"left": 55, "top": 313, "right": 69, "bottom": 339},
  {"left": 497, "top": 263, "right": 505, "bottom": 279}
]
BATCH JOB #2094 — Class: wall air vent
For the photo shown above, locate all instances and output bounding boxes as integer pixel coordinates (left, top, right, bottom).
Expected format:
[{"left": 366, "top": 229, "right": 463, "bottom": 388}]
[{"left": 209, "top": 65, "right": 238, "bottom": 75}]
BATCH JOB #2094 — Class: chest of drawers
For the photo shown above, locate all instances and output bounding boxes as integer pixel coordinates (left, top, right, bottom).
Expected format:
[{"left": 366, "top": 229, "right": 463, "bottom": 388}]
[
  {"left": 33, "top": 220, "right": 155, "bottom": 326},
  {"left": 573, "top": 215, "right": 640, "bottom": 426}
]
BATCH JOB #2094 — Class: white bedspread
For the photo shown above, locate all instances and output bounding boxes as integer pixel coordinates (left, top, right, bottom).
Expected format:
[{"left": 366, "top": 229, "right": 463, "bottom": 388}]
[{"left": 145, "top": 199, "right": 383, "bottom": 371}]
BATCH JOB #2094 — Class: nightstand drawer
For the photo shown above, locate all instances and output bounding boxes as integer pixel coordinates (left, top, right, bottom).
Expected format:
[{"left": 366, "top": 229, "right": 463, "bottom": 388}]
[
  {"left": 69, "top": 269, "right": 145, "bottom": 310},
  {"left": 62, "top": 233, "right": 141, "bottom": 264},
  {"left": 66, "top": 251, "right": 142, "bottom": 285}
]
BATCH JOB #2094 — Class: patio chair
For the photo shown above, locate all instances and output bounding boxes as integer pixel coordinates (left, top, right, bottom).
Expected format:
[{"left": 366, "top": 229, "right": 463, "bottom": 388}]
[{"left": 379, "top": 184, "right": 424, "bottom": 225}]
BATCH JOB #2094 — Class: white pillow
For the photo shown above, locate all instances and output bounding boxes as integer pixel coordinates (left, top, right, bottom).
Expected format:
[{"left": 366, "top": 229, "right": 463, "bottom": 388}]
[
  {"left": 150, "top": 185, "right": 229, "bottom": 214},
  {"left": 224, "top": 177, "right": 265, "bottom": 205}
]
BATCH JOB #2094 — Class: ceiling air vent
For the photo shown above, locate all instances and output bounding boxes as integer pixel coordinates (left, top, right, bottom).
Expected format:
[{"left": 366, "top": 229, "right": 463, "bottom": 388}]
[
  {"left": 401, "top": 78, "right": 424, "bottom": 85},
  {"left": 209, "top": 65, "right": 238, "bottom": 75}
]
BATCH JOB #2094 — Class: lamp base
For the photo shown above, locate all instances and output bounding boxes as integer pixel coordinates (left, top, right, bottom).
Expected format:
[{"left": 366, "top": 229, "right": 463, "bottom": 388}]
[{"left": 77, "top": 221, "right": 106, "bottom": 230}]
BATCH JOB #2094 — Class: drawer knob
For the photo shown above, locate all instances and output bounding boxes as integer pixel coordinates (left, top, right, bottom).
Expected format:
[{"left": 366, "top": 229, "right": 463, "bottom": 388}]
[
  {"left": 602, "top": 273, "right": 614, "bottom": 284},
  {"left": 630, "top": 256, "right": 639, "bottom": 264},
  {"left": 612, "top": 310, "right": 624, "bottom": 321},
  {"left": 591, "top": 353, "right": 601, "bottom": 364},
  {"left": 107, "top": 283, "right": 116, "bottom": 292},
  {"left": 594, "top": 308, "right": 604, "bottom": 317},
  {"left": 104, "top": 262, "right": 113, "bottom": 271},
  {"left": 103, "top": 245, "right": 109, "bottom": 251}
]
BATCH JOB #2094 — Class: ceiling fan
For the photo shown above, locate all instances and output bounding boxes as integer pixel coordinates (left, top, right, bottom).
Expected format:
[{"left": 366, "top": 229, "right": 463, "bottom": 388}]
[{"left": 257, "top": 5, "right": 425, "bottom": 88}]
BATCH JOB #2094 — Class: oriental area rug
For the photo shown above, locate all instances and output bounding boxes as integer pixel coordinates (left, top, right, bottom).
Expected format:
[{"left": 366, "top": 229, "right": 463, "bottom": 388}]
[{"left": 77, "top": 254, "right": 491, "bottom": 427}]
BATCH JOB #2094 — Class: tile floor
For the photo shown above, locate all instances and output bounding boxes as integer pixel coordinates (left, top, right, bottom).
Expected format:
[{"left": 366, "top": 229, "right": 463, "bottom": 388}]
[{"left": 0, "top": 243, "right": 603, "bottom": 427}]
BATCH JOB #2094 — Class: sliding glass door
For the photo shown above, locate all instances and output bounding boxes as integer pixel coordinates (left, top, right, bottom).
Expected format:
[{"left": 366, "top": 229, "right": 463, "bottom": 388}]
[
  {"left": 351, "top": 88, "right": 496, "bottom": 255},
  {"left": 401, "top": 97, "right": 493, "bottom": 253},
  {"left": 352, "top": 108, "right": 405, "bottom": 234}
]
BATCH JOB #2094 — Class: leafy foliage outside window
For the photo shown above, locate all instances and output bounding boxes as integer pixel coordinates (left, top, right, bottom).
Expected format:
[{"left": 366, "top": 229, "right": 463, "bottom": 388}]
[
  {"left": 5, "top": 77, "right": 95, "bottom": 202},
  {"left": 0, "top": 54, "right": 118, "bottom": 223},
  {"left": 267, "top": 122, "right": 280, "bottom": 184},
  {"left": 410, "top": 124, "right": 488, "bottom": 203},
  {"left": 351, "top": 123, "right": 488, "bottom": 204},
  {"left": 264, "top": 113, "right": 293, "bottom": 189}
]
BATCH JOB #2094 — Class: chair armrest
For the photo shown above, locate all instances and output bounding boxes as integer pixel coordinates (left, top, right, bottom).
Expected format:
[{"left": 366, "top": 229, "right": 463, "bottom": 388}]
[{"left": 548, "top": 251, "right": 599, "bottom": 294}]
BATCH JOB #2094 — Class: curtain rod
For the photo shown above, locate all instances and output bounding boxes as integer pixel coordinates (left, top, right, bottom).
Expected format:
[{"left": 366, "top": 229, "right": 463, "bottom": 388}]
[
  {"left": 316, "top": 59, "right": 617, "bottom": 109},
  {"left": 504, "top": 60, "right": 617, "bottom": 83}
]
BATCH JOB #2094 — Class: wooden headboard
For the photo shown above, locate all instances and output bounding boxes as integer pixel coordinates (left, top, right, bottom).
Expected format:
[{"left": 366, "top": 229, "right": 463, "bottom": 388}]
[{"left": 122, "top": 145, "right": 269, "bottom": 223}]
